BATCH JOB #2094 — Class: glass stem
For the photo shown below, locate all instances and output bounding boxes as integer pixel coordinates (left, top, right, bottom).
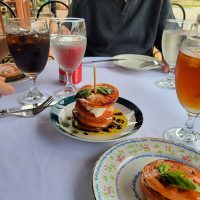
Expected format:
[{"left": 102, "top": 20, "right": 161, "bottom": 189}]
[
  {"left": 29, "top": 76, "right": 37, "bottom": 92},
  {"left": 65, "top": 71, "right": 75, "bottom": 93},
  {"left": 184, "top": 112, "right": 198, "bottom": 134},
  {"left": 66, "top": 72, "right": 73, "bottom": 86},
  {"left": 167, "top": 66, "right": 175, "bottom": 81},
  {"left": 26, "top": 76, "right": 42, "bottom": 99},
  {"left": 178, "top": 112, "right": 198, "bottom": 143}
]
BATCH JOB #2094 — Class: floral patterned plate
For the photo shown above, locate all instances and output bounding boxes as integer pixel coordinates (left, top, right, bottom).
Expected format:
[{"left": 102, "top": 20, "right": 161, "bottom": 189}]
[
  {"left": 93, "top": 137, "right": 200, "bottom": 200},
  {"left": 50, "top": 96, "right": 143, "bottom": 142}
]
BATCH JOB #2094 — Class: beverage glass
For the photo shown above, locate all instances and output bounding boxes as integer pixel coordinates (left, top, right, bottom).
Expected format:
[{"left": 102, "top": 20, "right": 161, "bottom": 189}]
[
  {"left": 164, "top": 35, "right": 200, "bottom": 150},
  {"left": 50, "top": 18, "right": 86, "bottom": 99},
  {"left": 6, "top": 18, "right": 50, "bottom": 104},
  {"left": 156, "top": 19, "right": 197, "bottom": 89}
]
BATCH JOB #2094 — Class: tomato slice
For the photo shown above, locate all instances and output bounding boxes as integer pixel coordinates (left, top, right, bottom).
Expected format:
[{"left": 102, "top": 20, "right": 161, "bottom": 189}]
[
  {"left": 141, "top": 159, "right": 200, "bottom": 200},
  {"left": 73, "top": 109, "right": 112, "bottom": 128},
  {"left": 77, "top": 83, "right": 119, "bottom": 108},
  {"left": 75, "top": 101, "right": 114, "bottom": 119}
]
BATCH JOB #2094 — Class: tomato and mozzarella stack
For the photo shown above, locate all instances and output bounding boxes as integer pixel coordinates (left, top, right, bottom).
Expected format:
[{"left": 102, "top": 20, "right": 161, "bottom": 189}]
[
  {"left": 72, "top": 83, "right": 119, "bottom": 131},
  {"left": 140, "top": 159, "right": 200, "bottom": 200}
]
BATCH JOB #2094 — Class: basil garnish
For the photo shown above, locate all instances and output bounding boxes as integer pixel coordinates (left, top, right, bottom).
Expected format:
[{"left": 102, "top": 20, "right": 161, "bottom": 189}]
[
  {"left": 157, "top": 163, "right": 197, "bottom": 190},
  {"left": 158, "top": 163, "right": 171, "bottom": 174},
  {"left": 97, "top": 86, "right": 113, "bottom": 95},
  {"left": 75, "top": 89, "right": 91, "bottom": 99},
  {"left": 75, "top": 86, "right": 113, "bottom": 99}
]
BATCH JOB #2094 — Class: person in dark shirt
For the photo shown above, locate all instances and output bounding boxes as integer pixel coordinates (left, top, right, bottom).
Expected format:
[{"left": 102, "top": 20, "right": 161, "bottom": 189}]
[{"left": 68, "top": 0, "right": 175, "bottom": 57}]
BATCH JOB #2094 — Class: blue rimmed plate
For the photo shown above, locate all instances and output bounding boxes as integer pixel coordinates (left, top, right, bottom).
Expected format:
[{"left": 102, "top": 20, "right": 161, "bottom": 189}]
[
  {"left": 92, "top": 137, "right": 200, "bottom": 200},
  {"left": 50, "top": 96, "right": 143, "bottom": 142}
]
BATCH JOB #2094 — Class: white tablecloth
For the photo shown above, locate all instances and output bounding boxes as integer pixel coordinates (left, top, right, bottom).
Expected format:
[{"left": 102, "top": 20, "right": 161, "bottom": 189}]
[{"left": 0, "top": 58, "right": 199, "bottom": 200}]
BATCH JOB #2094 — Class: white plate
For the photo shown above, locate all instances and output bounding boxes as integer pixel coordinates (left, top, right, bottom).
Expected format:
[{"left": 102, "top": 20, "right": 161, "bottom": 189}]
[
  {"left": 50, "top": 96, "right": 143, "bottom": 142},
  {"left": 6, "top": 73, "right": 29, "bottom": 84},
  {"left": 113, "top": 54, "right": 162, "bottom": 71},
  {"left": 93, "top": 137, "right": 200, "bottom": 200}
]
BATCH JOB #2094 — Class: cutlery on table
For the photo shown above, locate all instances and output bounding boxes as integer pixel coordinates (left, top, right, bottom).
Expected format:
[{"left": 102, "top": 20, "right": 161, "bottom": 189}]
[
  {"left": 83, "top": 58, "right": 164, "bottom": 70},
  {"left": 0, "top": 97, "right": 57, "bottom": 114},
  {"left": 83, "top": 58, "right": 126, "bottom": 64},
  {"left": 0, "top": 96, "right": 54, "bottom": 117},
  {"left": 139, "top": 60, "right": 164, "bottom": 69}
]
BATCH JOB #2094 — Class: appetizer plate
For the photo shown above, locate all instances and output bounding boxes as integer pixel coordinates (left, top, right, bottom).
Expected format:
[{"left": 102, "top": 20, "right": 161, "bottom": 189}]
[
  {"left": 50, "top": 96, "right": 143, "bottom": 142},
  {"left": 0, "top": 63, "right": 28, "bottom": 84},
  {"left": 6, "top": 73, "right": 29, "bottom": 84},
  {"left": 113, "top": 54, "right": 163, "bottom": 71},
  {"left": 93, "top": 137, "right": 200, "bottom": 200}
]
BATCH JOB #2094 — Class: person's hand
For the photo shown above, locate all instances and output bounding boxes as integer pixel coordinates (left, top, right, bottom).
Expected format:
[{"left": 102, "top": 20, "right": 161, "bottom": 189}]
[
  {"left": 0, "top": 76, "right": 15, "bottom": 96},
  {"left": 60, "top": 25, "right": 71, "bottom": 34},
  {"left": 153, "top": 49, "right": 170, "bottom": 73},
  {"left": 162, "top": 60, "right": 170, "bottom": 73}
]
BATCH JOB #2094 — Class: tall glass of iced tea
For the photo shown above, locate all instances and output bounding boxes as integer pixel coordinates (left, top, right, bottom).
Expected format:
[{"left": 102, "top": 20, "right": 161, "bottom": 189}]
[
  {"left": 6, "top": 18, "right": 50, "bottom": 104},
  {"left": 50, "top": 18, "right": 86, "bottom": 99},
  {"left": 164, "top": 35, "right": 200, "bottom": 150}
]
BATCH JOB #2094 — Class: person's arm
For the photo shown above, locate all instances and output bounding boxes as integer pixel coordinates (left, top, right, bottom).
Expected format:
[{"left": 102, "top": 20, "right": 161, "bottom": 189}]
[
  {"left": 154, "top": 0, "right": 175, "bottom": 52},
  {"left": 68, "top": 0, "right": 86, "bottom": 17}
]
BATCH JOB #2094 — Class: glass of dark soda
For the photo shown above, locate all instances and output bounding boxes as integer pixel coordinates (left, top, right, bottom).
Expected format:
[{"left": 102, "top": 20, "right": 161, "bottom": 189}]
[{"left": 6, "top": 18, "right": 50, "bottom": 104}]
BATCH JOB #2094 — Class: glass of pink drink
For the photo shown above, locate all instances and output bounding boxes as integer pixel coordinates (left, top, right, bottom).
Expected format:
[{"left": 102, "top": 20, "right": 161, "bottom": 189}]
[{"left": 50, "top": 18, "right": 86, "bottom": 99}]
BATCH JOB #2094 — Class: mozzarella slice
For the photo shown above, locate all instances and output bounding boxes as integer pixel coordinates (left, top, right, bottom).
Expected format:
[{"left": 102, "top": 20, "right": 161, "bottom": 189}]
[{"left": 85, "top": 105, "right": 106, "bottom": 118}]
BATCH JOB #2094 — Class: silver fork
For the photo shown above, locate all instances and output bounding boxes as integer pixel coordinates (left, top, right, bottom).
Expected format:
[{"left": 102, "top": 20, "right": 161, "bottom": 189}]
[
  {"left": 139, "top": 60, "right": 163, "bottom": 68},
  {"left": 0, "top": 96, "right": 54, "bottom": 118}
]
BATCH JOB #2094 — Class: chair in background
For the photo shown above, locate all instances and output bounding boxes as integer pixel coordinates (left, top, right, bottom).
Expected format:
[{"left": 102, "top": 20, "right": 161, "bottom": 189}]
[
  {"left": 0, "top": 1, "right": 16, "bottom": 35},
  {"left": 0, "top": 1, "right": 16, "bottom": 18},
  {"left": 37, "top": 0, "right": 69, "bottom": 18},
  {"left": 172, "top": 3, "right": 186, "bottom": 21}
]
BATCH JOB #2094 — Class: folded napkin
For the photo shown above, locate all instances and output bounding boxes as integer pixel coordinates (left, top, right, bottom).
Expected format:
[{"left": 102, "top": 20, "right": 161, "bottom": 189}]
[{"left": 0, "top": 76, "right": 15, "bottom": 95}]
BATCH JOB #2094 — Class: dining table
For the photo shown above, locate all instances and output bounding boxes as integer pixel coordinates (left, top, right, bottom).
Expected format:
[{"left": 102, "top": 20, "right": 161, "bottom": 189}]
[{"left": 0, "top": 57, "right": 199, "bottom": 200}]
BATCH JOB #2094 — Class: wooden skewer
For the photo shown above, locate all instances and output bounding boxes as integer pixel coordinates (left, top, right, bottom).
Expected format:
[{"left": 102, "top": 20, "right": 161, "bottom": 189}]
[{"left": 94, "top": 65, "right": 97, "bottom": 93}]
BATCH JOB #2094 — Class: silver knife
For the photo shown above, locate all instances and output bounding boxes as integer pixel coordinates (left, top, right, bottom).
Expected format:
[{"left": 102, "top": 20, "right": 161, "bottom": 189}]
[
  {"left": 0, "top": 100, "right": 58, "bottom": 115},
  {"left": 83, "top": 58, "right": 126, "bottom": 64}
]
